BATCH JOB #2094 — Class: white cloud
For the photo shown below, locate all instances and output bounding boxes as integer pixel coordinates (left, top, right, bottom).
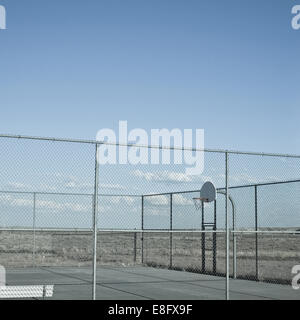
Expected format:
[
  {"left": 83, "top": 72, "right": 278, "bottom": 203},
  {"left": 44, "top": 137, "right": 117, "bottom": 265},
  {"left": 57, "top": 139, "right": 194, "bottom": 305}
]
[
  {"left": 145, "top": 195, "right": 169, "bottom": 206},
  {"left": 144, "top": 194, "right": 193, "bottom": 207},
  {"left": 4, "top": 182, "right": 33, "bottom": 190},
  {"left": 37, "top": 200, "right": 89, "bottom": 212},
  {"left": 61, "top": 176, "right": 92, "bottom": 190},
  {"left": 173, "top": 194, "right": 193, "bottom": 206},
  {"left": 225, "top": 173, "right": 282, "bottom": 185},
  {"left": 132, "top": 169, "right": 220, "bottom": 186},
  {"left": 55, "top": 174, "right": 126, "bottom": 191},
  {"left": 133, "top": 170, "right": 194, "bottom": 183},
  {"left": 99, "top": 183, "right": 127, "bottom": 190},
  {"left": 0, "top": 194, "right": 90, "bottom": 213},
  {"left": 101, "top": 196, "right": 138, "bottom": 205},
  {"left": 2, "top": 173, "right": 127, "bottom": 193}
]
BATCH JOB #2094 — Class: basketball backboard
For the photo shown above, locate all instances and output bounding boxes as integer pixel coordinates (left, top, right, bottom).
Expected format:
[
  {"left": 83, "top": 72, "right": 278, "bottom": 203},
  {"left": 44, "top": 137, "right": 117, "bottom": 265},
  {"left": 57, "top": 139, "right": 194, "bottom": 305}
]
[
  {"left": 200, "top": 181, "right": 216, "bottom": 202},
  {"left": 193, "top": 181, "right": 216, "bottom": 210}
]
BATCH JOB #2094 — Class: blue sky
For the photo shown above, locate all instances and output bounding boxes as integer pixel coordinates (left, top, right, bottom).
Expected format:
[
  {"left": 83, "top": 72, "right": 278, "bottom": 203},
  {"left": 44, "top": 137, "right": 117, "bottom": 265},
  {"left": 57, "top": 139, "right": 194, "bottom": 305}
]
[
  {"left": 0, "top": 1, "right": 300, "bottom": 229},
  {"left": 0, "top": 0, "right": 300, "bottom": 154}
]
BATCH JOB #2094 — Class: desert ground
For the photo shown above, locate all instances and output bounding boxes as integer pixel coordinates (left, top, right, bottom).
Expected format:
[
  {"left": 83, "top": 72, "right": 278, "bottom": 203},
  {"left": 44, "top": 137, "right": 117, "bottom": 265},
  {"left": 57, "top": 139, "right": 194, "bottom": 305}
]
[{"left": 0, "top": 230, "right": 299, "bottom": 285}]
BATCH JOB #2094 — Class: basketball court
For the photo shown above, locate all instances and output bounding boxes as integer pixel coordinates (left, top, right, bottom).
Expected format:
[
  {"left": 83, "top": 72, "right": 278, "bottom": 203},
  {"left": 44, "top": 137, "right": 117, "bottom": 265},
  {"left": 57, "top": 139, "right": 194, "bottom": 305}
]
[{"left": 2, "top": 266, "right": 299, "bottom": 300}]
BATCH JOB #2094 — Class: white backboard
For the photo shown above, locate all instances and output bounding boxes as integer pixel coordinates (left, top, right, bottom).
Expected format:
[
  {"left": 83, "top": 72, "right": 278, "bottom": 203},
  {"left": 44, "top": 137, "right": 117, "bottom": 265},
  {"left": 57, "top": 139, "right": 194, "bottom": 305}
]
[{"left": 200, "top": 181, "right": 216, "bottom": 202}]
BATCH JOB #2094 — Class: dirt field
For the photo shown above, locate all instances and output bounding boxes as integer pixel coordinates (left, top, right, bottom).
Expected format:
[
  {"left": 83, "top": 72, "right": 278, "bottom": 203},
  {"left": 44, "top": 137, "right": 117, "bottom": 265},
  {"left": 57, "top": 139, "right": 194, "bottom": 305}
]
[{"left": 0, "top": 230, "right": 299, "bottom": 285}]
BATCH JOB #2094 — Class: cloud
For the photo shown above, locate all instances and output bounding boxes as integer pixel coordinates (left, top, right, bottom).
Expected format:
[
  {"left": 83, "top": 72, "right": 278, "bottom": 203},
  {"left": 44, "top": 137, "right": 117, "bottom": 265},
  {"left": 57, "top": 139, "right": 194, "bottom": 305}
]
[
  {"left": 173, "top": 194, "right": 193, "bottom": 206},
  {"left": 2, "top": 173, "right": 127, "bottom": 193},
  {"left": 58, "top": 175, "right": 92, "bottom": 190},
  {"left": 4, "top": 182, "right": 33, "bottom": 190},
  {"left": 3, "top": 181, "right": 58, "bottom": 192},
  {"left": 132, "top": 169, "right": 222, "bottom": 186},
  {"left": 144, "top": 207, "right": 169, "bottom": 217},
  {"left": 144, "top": 194, "right": 193, "bottom": 207},
  {"left": 99, "top": 183, "right": 127, "bottom": 191},
  {"left": 0, "top": 194, "right": 90, "bottom": 213},
  {"left": 133, "top": 170, "right": 195, "bottom": 183},
  {"left": 222, "top": 173, "right": 283, "bottom": 185},
  {"left": 105, "top": 196, "right": 138, "bottom": 205},
  {"left": 37, "top": 200, "right": 89, "bottom": 212},
  {"left": 55, "top": 174, "right": 126, "bottom": 191},
  {"left": 145, "top": 195, "right": 169, "bottom": 206}
]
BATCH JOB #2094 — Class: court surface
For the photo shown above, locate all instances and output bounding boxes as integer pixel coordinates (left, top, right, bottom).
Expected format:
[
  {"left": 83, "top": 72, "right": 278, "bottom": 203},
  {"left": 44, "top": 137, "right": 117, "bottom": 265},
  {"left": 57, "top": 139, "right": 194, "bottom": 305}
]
[{"left": 3, "top": 266, "right": 300, "bottom": 300}]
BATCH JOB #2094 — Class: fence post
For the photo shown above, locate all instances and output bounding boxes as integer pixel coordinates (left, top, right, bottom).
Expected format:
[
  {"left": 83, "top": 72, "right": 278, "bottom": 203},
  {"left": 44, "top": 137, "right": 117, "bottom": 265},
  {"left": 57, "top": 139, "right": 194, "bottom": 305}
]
[
  {"left": 141, "top": 196, "right": 144, "bottom": 264},
  {"left": 92, "top": 143, "right": 100, "bottom": 300},
  {"left": 232, "top": 198, "right": 237, "bottom": 279},
  {"left": 133, "top": 231, "right": 137, "bottom": 263},
  {"left": 32, "top": 192, "right": 36, "bottom": 268},
  {"left": 201, "top": 198, "right": 205, "bottom": 273},
  {"left": 213, "top": 200, "right": 217, "bottom": 275},
  {"left": 225, "top": 151, "right": 230, "bottom": 300},
  {"left": 169, "top": 194, "right": 173, "bottom": 269},
  {"left": 255, "top": 185, "right": 259, "bottom": 281}
]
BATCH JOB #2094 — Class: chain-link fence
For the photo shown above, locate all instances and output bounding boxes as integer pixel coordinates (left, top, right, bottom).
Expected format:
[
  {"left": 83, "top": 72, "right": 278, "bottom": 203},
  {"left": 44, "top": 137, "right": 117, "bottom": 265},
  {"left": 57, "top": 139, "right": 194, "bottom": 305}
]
[
  {"left": 142, "top": 179, "right": 300, "bottom": 285},
  {"left": 0, "top": 134, "right": 299, "bottom": 300}
]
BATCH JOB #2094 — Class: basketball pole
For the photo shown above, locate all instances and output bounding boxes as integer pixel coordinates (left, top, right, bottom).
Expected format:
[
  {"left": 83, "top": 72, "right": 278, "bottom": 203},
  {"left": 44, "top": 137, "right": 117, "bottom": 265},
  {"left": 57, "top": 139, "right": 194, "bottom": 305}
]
[{"left": 225, "top": 151, "right": 229, "bottom": 300}]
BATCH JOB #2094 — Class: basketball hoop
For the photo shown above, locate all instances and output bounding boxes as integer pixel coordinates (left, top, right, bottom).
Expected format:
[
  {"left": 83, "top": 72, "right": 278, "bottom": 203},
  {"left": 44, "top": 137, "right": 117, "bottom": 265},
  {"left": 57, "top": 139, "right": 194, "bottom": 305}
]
[{"left": 193, "top": 197, "right": 209, "bottom": 210}]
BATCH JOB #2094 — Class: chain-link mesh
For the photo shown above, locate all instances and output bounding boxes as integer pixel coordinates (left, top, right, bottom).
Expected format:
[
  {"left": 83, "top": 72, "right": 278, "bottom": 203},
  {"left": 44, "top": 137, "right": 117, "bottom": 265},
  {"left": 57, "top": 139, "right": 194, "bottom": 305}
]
[
  {"left": 0, "top": 135, "right": 300, "bottom": 299},
  {"left": 228, "top": 153, "right": 300, "bottom": 292},
  {"left": 0, "top": 137, "right": 95, "bottom": 299}
]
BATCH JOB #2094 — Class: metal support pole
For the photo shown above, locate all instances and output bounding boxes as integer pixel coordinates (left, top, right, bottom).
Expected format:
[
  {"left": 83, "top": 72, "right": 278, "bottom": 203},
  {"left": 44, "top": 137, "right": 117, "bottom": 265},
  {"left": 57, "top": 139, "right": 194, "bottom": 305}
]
[
  {"left": 32, "top": 192, "right": 36, "bottom": 268},
  {"left": 201, "top": 199, "right": 205, "bottom": 273},
  {"left": 217, "top": 190, "right": 236, "bottom": 279},
  {"left": 225, "top": 152, "right": 230, "bottom": 300},
  {"left": 213, "top": 200, "right": 217, "bottom": 275},
  {"left": 141, "top": 196, "right": 144, "bottom": 264},
  {"left": 169, "top": 194, "right": 173, "bottom": 269},
  {"left": 255, "top": 185, "right": 259, "bottom": 281},
  {"left": 133, "top": 232, "right": 137, "bottom": 263},
  {"left": 92, "top": 143, "right": 100, "bottom": 300},
  {"left": 232, "top": 198, "right": 236, "bottom": 279}
]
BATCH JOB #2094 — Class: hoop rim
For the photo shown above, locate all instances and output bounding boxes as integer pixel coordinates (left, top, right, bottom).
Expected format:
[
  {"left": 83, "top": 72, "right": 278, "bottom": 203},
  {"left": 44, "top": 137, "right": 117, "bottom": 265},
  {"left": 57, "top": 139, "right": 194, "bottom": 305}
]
[
  {"left": 193, "top": 197, "right": 210, "bottom": 210},
  {"left": 192, "top": 197, "right": 210, "bottom": 203}
]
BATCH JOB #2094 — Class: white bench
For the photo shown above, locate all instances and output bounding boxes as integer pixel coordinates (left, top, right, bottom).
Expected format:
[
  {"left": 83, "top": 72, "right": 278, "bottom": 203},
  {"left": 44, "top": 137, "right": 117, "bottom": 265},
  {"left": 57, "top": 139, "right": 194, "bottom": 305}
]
[{"left": 0, "top": 285, "right": 54, "bottom": 299}]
